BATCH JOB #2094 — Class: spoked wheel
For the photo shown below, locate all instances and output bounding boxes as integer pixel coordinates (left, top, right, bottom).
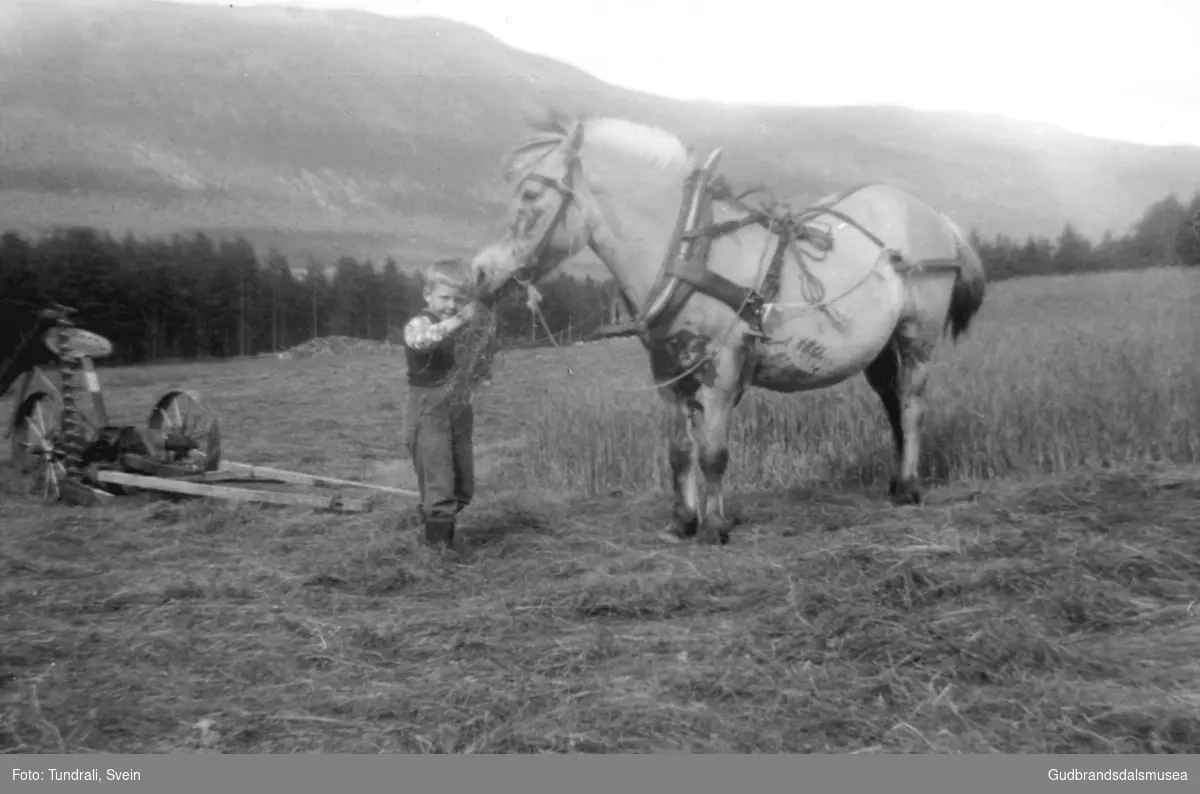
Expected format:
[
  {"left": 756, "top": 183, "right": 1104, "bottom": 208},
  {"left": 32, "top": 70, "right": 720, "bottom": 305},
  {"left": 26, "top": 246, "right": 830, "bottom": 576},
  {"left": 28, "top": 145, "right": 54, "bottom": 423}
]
[
  {"left": 145, "top": 389, "right": 222, "bottom": 472},
  {"left": 10, "top": 392, "right": 69, "bottom": 501}
]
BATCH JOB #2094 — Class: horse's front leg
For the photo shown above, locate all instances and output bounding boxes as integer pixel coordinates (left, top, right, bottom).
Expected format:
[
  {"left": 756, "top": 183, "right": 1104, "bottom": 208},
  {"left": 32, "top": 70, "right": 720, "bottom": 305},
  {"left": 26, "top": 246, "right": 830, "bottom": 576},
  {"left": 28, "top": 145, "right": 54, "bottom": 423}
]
[
  {"left": 693, "top": 349, "right": 746, "bottom": 545},
  {"left": 660, "top": 385, "right": 702, "bottom": 541}
]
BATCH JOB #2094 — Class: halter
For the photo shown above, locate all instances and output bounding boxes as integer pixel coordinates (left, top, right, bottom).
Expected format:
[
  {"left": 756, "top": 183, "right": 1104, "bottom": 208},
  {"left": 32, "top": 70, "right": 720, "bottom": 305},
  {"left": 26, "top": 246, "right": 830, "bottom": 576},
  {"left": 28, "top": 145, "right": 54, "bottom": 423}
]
[{"left": 484, "top": 166, "right": 580, "bottom": 304}]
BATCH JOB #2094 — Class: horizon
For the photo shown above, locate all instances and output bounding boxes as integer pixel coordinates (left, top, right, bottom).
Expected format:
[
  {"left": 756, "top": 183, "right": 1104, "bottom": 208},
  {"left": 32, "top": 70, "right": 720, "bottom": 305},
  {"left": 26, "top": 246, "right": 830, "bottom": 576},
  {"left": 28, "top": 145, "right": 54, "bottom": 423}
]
[{"left": 155, "top": 0, "right": 1200, "bottom": 149}]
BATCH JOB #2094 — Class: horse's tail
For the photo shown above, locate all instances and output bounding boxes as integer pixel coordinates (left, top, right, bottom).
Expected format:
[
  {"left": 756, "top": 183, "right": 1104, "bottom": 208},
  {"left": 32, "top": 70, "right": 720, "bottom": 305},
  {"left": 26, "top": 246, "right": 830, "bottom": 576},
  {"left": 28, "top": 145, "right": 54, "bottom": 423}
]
[{"left": 944, "top": 220, "right": 987, "bottom": 343}]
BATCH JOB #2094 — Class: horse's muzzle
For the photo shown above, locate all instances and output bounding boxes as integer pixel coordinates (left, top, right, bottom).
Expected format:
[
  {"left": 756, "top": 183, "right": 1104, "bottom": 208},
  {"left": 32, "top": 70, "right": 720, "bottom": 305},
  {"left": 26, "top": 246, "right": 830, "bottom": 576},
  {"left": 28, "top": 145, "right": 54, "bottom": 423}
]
[{"left": 471, "top": 244, "right": 524, "bottom": 306}]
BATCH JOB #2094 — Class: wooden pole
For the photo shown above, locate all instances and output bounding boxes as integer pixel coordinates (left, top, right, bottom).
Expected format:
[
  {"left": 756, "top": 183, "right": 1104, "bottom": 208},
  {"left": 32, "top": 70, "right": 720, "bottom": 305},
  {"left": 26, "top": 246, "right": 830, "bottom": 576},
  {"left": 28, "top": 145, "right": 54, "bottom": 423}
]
[
  {"left": 94, "top": 470, "right": 374, "bottom": 513},
  {"left": 219, "top": 461, "right": 419, "bottom": 498}
]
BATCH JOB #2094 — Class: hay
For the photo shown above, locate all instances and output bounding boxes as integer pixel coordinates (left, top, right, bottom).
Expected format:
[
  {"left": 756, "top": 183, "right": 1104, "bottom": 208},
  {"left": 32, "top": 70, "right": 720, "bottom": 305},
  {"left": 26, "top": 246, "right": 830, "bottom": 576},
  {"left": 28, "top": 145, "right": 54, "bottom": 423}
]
[
  {"left": 436, "top": 306, "right": 504, "bottom": 408},
  {"left": 284, "top": 336, "right": 405, "bottom": 359},
  {"left": 277, "top": 309, "right": 502, "bottom": 407},
  {"left": 4, "top": 465, "right": 1200, "bottom": 753}
]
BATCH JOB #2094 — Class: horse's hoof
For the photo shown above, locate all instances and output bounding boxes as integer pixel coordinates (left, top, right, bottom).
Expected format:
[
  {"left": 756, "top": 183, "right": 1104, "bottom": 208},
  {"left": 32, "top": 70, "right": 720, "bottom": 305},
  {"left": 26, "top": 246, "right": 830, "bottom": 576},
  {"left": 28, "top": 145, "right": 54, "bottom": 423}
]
[
  {"left": 695, "top": 530, "right": 731, "bottom": 546},
  {"left": 697, "top": 516, "right": 732, "bottom": 546},
  {"left": 889, "top": 478, "right": 923, "bottom": 506},
  {"left": 671, "top": 506, "right": 699, "bottom": 538},
  {"left": 656, "top": 527, "right": 684, "bottom": 545}
]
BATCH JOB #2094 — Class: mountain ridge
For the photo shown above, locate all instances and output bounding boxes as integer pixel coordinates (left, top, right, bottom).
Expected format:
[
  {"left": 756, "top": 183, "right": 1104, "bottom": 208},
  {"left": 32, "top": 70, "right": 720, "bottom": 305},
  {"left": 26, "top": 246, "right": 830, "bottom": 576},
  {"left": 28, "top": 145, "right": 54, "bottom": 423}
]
[{"left": 1, "top": 0, "right": 1197, "bottom": 275}]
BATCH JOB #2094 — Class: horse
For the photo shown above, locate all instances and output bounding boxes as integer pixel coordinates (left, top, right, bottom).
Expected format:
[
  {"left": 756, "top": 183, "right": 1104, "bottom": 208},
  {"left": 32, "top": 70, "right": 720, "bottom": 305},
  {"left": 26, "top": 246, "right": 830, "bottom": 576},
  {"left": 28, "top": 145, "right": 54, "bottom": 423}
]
[{"left": 471, "top": 113, "right": 987, "bottom": 545}]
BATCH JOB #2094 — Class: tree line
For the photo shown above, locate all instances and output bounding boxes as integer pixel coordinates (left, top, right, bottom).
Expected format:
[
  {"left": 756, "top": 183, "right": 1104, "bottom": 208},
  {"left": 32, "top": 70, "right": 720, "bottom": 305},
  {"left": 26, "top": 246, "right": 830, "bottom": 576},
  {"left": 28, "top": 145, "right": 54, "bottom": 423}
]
[
  {"left": 970, "top": 191, "right": 1200, "bottom": 280},
  {"left": 0, "top": 228, "right": 620, "bottom": 367},
  {"left": 1, "top": 190, "right": 1197, "bottom": 367}
]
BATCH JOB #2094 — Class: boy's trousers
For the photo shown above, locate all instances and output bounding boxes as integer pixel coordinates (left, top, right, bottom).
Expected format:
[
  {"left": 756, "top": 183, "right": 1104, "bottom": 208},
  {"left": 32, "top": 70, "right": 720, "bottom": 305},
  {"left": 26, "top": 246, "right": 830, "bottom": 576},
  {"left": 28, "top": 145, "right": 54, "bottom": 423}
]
[{"left": 404, "top": 386, "right": 474, "bottom": 521}]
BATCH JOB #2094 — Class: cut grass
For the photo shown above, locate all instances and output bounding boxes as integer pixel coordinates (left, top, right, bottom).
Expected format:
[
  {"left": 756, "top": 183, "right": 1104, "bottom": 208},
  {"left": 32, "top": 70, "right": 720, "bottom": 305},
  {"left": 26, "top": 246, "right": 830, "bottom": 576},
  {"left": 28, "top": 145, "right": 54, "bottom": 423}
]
[
  {"left": 1, "top": 267, "right": 1198, "bottom": 753},
  {"left": 2, "top": 468, "right": 1198, "bottom": 753}
]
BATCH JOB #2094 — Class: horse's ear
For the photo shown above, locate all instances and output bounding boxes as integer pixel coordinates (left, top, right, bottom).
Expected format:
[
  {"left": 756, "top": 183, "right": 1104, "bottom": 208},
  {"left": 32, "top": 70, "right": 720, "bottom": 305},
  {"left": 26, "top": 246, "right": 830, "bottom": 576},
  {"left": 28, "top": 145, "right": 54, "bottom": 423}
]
[{"left": 501, "top": 145, "right": 532, "bottom": 184}]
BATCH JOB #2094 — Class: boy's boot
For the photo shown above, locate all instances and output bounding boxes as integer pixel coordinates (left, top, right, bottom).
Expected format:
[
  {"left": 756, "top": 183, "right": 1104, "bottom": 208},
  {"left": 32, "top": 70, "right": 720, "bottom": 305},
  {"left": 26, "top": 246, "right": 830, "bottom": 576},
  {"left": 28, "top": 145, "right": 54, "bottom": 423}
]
[{"left": 424, "top": 516, "right": 455, "bottom": 550}]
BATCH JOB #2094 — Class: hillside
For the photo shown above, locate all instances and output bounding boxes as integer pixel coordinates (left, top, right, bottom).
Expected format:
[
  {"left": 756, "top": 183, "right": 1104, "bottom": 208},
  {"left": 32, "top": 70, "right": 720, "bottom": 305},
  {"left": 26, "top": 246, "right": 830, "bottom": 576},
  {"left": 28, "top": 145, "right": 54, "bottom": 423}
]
[{"left": 2, "top": 0, "right": 1199, "bottom": 274}]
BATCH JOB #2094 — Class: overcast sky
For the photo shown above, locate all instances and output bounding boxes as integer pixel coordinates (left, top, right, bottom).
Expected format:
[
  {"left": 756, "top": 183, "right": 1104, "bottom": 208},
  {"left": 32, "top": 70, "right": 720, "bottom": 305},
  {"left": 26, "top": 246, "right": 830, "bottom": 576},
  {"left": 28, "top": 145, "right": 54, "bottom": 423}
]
[{"left": 172, "top": 0, "right": 1200, "bottom": 147}]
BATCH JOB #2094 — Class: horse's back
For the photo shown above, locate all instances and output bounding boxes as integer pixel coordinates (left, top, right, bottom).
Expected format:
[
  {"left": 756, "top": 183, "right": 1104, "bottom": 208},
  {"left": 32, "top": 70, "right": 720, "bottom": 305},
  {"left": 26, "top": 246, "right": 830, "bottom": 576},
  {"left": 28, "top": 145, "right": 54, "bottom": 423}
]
[
  {"left": 811, "top": 183, "right": 970, "bottom": 268},
  {"left": 811, "top": 183, "right": 971, "bottom": 330}
]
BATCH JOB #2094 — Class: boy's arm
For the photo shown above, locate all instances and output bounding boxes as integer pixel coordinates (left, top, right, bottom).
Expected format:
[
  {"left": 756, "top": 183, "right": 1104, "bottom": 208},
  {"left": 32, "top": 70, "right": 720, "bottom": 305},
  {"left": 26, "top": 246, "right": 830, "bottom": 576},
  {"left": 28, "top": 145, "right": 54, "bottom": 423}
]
[{"left": 402, "top": 310, "right": 474, "bottom": 351}]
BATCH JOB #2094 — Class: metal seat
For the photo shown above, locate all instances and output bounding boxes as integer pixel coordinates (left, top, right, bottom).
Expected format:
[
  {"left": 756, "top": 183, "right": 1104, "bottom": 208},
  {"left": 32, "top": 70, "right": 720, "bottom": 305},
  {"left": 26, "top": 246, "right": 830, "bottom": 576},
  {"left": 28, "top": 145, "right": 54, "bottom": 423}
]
[{"left": 43, "top": 328, "right": 114, "bottom": 360}]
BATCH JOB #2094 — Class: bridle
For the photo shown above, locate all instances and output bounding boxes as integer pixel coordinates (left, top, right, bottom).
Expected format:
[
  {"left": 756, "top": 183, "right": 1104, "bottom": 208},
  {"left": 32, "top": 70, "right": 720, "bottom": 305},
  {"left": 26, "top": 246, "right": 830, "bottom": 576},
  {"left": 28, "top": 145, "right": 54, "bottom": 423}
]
[{"left": 483, "top": 159, "right": 582, "bottom": 305}]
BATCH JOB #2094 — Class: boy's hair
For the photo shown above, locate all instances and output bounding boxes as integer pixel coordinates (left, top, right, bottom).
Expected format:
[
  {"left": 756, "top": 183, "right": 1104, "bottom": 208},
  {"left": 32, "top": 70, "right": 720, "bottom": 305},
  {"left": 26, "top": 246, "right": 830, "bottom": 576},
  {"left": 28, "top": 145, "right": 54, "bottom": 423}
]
[{"left": 425, "top": 257, "right": 472, "bottom": 291}]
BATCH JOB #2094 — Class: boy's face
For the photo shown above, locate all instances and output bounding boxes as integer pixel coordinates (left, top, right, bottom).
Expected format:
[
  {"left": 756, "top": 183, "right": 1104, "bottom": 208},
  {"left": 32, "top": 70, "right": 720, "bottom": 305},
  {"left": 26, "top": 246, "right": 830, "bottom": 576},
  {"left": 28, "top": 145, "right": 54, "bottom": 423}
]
[{"left": 424, "top": 282, "right": 469, "bottom": 320}]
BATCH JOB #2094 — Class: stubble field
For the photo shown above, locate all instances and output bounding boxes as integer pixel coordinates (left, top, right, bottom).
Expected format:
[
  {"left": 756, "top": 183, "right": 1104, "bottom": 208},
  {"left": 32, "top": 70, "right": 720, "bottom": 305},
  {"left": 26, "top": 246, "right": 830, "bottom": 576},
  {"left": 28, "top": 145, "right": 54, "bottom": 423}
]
[{"left": 2, "top": 267, "right": 1199, "bottom": 753}]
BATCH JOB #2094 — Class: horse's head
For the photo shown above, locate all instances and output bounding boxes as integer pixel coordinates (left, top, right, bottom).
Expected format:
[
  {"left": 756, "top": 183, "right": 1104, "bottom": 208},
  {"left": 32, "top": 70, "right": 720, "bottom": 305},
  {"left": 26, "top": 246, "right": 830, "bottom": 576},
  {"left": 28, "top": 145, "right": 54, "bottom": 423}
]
[{"left": 473, "top": 115, "right": 598, "bottom": 302}]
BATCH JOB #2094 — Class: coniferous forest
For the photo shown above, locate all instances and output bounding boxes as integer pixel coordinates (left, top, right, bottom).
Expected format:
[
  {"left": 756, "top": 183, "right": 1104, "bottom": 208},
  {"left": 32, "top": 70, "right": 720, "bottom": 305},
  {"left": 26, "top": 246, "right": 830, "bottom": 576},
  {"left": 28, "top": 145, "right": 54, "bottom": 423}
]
[{"left": 1, "top": 191, "right": 1197, "bottom": 368}]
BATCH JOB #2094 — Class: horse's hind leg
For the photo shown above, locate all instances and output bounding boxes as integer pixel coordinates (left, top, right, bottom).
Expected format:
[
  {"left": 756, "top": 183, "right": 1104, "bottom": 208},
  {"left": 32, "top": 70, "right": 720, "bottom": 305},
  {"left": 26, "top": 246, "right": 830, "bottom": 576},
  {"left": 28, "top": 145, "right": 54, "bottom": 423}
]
[
  {"left": 863, "top": 341, "right": 904, "bottom": 490},
  {"left": 864, "top": 329, "right": 931, "bottom": 505}
]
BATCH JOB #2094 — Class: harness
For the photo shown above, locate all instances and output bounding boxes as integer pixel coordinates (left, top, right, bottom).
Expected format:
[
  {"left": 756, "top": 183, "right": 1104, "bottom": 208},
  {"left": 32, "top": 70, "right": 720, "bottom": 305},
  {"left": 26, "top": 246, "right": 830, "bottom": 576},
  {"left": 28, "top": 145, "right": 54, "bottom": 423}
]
[
  {"left": 498, "top": 148, "right": 944, "bottom": 346},
  {"left": 604, "top": 154, "right": 928, "bottom": 342}
]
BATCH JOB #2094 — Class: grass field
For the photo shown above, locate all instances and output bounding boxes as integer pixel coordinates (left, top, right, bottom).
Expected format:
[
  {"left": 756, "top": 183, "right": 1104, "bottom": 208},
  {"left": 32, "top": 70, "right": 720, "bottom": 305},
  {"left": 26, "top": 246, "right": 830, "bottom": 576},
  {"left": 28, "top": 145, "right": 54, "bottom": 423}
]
[{"left": 2, "top": 267, "right": 1199, "bottom": 753}]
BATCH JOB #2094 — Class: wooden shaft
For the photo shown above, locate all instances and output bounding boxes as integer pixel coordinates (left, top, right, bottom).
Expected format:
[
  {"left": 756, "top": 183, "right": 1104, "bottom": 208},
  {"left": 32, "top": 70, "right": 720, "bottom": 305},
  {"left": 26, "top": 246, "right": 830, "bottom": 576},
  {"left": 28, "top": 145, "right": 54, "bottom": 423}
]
[
  {"left": 220, "top": 461, "right": 419, "bottom": 498},
  {"left": 94, "top": 470, "right": 374, "bottom": 513}
]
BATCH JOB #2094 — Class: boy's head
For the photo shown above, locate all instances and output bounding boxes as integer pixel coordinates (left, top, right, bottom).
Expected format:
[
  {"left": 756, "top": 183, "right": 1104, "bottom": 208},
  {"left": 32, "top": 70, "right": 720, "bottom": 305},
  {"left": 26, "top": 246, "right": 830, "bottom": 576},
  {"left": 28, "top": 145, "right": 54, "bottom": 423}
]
[{"left": 423, "top": 257, "right": 473, "bottom": 319}]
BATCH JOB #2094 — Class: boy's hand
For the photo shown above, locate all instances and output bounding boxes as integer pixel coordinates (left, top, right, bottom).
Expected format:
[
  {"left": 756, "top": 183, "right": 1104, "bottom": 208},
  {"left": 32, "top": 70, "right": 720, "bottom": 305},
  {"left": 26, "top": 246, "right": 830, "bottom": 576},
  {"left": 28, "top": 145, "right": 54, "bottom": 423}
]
[{"left": 457, "top": 302, "right": 479, "bottom": 323}]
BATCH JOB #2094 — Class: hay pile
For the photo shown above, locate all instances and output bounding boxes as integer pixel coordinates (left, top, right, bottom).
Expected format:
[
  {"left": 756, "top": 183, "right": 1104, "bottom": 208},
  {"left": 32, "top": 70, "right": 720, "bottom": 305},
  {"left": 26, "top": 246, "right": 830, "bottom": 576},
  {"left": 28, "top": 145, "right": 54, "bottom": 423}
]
[
  {"left": 277, "top": 312, "right": 503, "bottom": 405},
  {"left": 282, "top": 335, "right": 406, "bottom": 359}
]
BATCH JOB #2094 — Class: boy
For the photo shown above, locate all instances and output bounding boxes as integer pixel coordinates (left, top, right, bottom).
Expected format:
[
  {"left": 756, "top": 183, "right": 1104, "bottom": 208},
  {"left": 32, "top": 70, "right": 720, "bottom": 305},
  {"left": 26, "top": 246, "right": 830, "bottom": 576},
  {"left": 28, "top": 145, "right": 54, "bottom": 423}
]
[{"left": 402, "top": 257, "right": 481, "bottom": 550}]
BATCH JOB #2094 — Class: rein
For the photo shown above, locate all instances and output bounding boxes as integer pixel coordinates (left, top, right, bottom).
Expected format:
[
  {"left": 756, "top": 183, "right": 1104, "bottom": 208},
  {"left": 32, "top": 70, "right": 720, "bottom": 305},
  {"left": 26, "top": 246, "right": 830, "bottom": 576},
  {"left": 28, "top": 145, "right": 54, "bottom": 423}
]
[{"left": 514, "top": 276, "right": 562, "bottom": 347}]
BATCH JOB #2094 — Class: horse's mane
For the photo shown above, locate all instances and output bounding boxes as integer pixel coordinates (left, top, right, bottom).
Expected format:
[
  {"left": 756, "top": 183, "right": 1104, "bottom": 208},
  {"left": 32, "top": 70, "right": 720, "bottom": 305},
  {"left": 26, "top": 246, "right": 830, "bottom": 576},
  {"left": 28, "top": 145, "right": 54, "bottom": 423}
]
[{"left": 502, "top": 111, "right": 695, "bottom": 187}]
